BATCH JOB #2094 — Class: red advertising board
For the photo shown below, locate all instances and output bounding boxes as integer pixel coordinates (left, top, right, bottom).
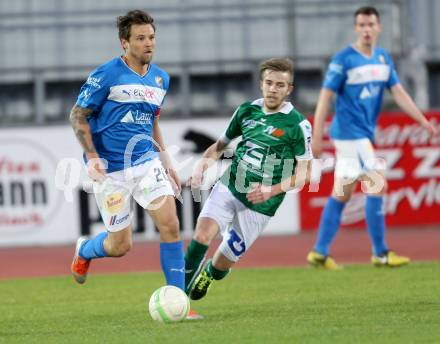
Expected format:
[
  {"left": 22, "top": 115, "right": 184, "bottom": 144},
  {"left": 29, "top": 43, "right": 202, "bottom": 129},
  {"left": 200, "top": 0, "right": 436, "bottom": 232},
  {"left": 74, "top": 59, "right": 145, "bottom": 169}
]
[{"left": 300, "top": 112, "right": 440, "bottom": 230}]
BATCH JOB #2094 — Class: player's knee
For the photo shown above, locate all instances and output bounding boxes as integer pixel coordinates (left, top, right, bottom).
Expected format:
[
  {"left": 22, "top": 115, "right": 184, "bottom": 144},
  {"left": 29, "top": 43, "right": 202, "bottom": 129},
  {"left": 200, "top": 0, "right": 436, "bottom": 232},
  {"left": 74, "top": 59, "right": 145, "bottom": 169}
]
[
  {"left": 372, "top": 179, "right": 387, "bottom": 195},
  {"left": 363, "top": 173, "right": 388, "bottom": 195},
  {"left": 192, "top": 218, "right": 218, "bottom": 245},
  {"left": 332, "top": 191, "right": 352, "bottom": 203},
  {"left": 193, "top": 230, "right": 212, "bottom": 245},
  {"left": 159, "top": 216, "right": 180, "bottom": 240}
]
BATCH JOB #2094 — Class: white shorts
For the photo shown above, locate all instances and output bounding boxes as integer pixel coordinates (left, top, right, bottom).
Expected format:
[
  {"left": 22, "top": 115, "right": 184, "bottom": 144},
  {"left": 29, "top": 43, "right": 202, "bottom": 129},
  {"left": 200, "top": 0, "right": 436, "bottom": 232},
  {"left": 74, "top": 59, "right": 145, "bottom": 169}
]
[
  {"left": 333, "top": 138, "right": 385, "bottom": 180},
  {"left": 199, "top": 182, "right": 271, "bottom": 262},
  {"left": 93, "top": 158, "right": 175, "bottom": 232}
]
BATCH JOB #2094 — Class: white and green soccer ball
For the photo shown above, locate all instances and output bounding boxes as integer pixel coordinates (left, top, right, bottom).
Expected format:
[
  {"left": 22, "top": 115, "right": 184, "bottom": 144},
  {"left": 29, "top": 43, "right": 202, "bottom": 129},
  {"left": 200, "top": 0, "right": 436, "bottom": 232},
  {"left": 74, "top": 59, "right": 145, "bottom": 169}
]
[{"left": 148, "top": 286, "right": 190, "bottom": 323}]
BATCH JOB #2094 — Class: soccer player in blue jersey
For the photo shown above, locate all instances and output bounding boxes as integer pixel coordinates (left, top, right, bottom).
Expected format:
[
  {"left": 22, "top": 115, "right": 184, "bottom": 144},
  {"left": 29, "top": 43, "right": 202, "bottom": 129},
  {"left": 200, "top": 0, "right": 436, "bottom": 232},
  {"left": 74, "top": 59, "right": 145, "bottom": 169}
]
[
  {"left": 307, "top": 6, "right": 437, "bottom": 269},
  {"left": 69, "top": 10, "right": 201, "bottom": 319}
]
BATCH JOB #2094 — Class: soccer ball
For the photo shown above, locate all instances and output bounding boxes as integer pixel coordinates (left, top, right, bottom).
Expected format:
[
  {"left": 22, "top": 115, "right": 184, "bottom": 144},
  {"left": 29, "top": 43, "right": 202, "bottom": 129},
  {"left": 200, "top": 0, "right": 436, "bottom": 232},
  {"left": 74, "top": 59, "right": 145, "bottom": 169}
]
[{"left": 148, "top": 286, "right": 190, "bottom": 323}]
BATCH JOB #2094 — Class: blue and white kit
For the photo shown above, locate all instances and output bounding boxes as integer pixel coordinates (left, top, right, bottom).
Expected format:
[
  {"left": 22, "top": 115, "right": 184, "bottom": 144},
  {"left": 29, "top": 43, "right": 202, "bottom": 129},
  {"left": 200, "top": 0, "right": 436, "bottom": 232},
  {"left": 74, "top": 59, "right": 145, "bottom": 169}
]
[
  {"left": 76, "top": 57, "right": 174, "bottom": 231},
  {"left": 323, "top": 45, "right": 400, "bottom": 177}
]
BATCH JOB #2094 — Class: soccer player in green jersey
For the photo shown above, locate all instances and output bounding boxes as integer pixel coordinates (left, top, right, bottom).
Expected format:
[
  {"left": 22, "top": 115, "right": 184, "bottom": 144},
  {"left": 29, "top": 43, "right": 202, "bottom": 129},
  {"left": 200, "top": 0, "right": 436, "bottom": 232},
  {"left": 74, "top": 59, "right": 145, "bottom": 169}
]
[{"left": 184, "top": 58, "right": 313, "bottom": 300}]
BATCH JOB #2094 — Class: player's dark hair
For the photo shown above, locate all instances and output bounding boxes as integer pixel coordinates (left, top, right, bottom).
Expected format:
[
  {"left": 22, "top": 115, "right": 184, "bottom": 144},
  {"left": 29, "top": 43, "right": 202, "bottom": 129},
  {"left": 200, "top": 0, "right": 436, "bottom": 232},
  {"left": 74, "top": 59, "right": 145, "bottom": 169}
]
[
  {"left": 117, "top": 10, "right": 156, "bottom": 41},
  {"left": 259, "top": 58, "right": 294, "bottom": 84},
  {"left": 354, "top": 6, "right": 380, "bottom": 22}
]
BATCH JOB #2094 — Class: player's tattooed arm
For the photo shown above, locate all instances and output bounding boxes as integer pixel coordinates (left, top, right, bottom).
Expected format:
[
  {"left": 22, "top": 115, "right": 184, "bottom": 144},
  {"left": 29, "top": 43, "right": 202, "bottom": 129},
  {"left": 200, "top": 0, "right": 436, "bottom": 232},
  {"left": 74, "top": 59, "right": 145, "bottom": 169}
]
[
  {"left": 69, "top": 105, "right": 95, "bottom": 155},
  {"left": 69, "top": 105, "right": 106, "bottom": 181}
]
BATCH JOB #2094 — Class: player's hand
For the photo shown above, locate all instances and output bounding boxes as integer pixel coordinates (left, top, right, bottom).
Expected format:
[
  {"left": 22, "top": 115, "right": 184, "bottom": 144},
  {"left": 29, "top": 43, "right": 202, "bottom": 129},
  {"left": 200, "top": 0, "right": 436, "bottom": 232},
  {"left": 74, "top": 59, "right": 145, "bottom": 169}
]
[
  {"left": 167, "top": 168, "right": 182, "bottom": 197},
  {"left": 421, "top": 119, "right": 438, "bottom": 136},
  {"left": 246, "top": 183, "right": 273, "bottom": 204},
  {"left": 187, "top": 171, "right": 204, "bottom": 202},
  {"left": 187, "top": 171, "right": 203, "bottom": 188},
  {"left": 312, "top": 136, "right": 324, "bottom": 158},
  {"left": 86, "top": 156, "right": 107, "bottom": 182}
]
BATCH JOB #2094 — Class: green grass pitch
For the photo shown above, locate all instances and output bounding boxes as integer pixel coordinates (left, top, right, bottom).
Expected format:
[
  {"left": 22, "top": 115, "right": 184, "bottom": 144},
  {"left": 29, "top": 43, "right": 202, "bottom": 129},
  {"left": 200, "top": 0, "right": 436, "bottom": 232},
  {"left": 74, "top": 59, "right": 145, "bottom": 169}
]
[{"left": 1, "top": 262, "right": 439, "bottom": 343}]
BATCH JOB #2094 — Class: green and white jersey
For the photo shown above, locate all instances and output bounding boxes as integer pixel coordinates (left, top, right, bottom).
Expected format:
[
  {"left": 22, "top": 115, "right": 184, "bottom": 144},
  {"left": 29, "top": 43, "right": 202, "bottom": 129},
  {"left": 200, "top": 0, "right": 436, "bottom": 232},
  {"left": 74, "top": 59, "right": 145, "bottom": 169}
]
[{"left": 219, "top": 98, "right": 313, "bottom": 216}]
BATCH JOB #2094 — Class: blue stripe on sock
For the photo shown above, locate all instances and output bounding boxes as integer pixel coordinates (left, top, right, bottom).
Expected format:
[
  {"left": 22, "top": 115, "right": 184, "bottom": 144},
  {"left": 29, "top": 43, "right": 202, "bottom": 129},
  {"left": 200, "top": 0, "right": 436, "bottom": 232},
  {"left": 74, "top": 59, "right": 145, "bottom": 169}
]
[
  {"left": 79, "top": 232, "right": 108, "bottom": 260},
  {"left": 314, "top": 197, "right": 345, "bottom": 256},
  {"left": 160, "top": 241, "right": 185, "bottom": 291},
  {"left": 365, "top": 195, "right": 388, "bottom": 256}
]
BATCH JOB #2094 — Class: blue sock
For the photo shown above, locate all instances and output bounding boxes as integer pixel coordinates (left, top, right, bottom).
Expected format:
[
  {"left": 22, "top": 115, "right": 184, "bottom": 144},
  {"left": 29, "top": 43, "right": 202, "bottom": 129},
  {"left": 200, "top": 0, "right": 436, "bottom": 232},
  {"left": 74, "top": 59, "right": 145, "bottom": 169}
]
[
  {"left": 79, "top": 232, "right": 108, "bottom": 260},
  {"left": 365, "top": 195, "right": 388, "bottom": 256},
  {"left": 160, "top": 241, "right": 185, "bottom": 291},
  {"left": 314, "top": 197, "right": 345, "bottom": 256}
]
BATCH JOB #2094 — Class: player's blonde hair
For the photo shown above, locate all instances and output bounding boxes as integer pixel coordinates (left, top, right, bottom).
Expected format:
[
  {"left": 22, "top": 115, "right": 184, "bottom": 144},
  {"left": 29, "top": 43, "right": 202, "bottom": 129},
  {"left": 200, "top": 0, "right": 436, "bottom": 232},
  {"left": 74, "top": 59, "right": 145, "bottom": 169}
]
[{"left": 259, "top": 58, "right": 294, "bottom": 84}]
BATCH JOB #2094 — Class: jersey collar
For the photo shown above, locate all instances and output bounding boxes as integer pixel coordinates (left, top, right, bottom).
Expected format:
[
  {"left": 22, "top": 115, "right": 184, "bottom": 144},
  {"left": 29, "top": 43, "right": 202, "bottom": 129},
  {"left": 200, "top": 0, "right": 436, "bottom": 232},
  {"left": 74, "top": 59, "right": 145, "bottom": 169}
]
[
  {"left": 251, "top": 98, "right": 293, "bottom": 114},
  {"left": 350, "top": 44, "right": 377, "bottom": 60},
  {"left": 119, "top": 56, "right": 151, "bottom": 78}
]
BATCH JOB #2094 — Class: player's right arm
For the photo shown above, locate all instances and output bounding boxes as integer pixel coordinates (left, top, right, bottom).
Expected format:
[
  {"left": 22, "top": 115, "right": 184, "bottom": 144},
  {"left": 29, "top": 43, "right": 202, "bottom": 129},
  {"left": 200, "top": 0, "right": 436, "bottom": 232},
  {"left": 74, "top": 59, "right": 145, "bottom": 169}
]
[
  {"left": 69, "top": 105, "right": 106, "bottom": 182},
  {"left": 189, "top": 106, "right": 242, "bottom": 188},
  {"left": 313, "top": 53, "right": 346, "bottom": 157},
  {"left": 312, "top": 88, "right": 334, "bottom": 157},
  {"left": 188, "top": 139, "right": 228, "bottom": 189}
]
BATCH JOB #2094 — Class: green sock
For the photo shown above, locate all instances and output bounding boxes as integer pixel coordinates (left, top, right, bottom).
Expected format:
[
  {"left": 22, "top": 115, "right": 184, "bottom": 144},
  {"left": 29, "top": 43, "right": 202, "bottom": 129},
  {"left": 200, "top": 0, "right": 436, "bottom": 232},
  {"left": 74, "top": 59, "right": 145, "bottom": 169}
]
[
  {"left": 206, "top": 260, "right": 230, "bottom": 280},
  {"left": 185, "top": 240, "right": 208, "bottom": 269}
]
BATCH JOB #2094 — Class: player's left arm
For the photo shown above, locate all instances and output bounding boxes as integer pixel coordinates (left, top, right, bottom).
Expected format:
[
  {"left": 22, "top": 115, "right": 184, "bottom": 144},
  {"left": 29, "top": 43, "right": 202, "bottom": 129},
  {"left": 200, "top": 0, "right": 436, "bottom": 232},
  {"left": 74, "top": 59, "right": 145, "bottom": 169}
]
[
  {"left": 390, "top": 84, "right": 437, "bottom": 135},
  {"left": 246, "top": 160, "right": 312, "bottom": 204},
  {"left": 152, "top": 117, "right": 182, "bottom": 195}
]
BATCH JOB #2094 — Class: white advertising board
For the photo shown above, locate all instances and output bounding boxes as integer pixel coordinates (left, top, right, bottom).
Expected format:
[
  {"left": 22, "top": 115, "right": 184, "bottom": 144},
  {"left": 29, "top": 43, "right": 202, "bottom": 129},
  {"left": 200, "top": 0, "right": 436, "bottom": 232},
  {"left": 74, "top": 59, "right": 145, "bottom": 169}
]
[
  {"left": 0, "top": 119, "right": 300, "bottom": 247},
  {"left": 0, "top": 126, "right": 82, "bottom": 246}
]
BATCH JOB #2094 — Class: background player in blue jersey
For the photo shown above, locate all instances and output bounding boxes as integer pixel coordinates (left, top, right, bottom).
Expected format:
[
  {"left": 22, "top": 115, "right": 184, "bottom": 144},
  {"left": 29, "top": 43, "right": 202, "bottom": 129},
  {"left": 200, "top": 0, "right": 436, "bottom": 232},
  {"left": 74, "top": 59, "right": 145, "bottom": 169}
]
[
  {"left": 69, "top": 10, "right": 201, "bottom": 319},
  {"left": 307, "top": 6, "right": 437, "bottom": 269}
]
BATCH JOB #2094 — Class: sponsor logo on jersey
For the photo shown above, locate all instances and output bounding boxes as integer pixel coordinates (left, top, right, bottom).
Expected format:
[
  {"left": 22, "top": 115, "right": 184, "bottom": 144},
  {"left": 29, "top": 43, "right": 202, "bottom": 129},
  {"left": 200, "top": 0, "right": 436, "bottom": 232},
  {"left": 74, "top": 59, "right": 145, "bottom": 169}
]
[
  {"left": 104, "top": 193, "right": 124, "bottom": 214},
  {"left": 379, "top": 54, "right": 385, "bottom": 64},
  {"left": 121, "top": 88, "right": 156, "bottom": 100},
  {"left": 121, "top": 110, "right": 135, "bottom": 123},
  {"left": 143, "top": 183, "right": 167, "bottom": 196},
  {"left": 243, "top": 118, "right": 268, "bottom": 129},
  {"left": 86, "top": 76, "right": 102, "bottom": 89},
  {"left": 108, "top": 84, "right": 166, "bottom": 106},
  {"left": 109, "top": 213, "right": 130, "bottom": 226},
  {"left": 346, "top": 64, "right": 390, "bottom": 84},
  {"left": 82, "top": 89, "right": 91, "bottom": 100},
  {"left": 328, "top": 63, "right": 343, "bottom": 74},
  {"left": 360, "top": 85, "right": 381, "bottom": 99},
  {"left": 120, "top": 110, "right": 153, "bottom": 125},
  {"left": 243, "top": 119, "right": 258, "bottom": 129},
  {"left": 264, "top": 126, "right": 285, "bottom": 139}
]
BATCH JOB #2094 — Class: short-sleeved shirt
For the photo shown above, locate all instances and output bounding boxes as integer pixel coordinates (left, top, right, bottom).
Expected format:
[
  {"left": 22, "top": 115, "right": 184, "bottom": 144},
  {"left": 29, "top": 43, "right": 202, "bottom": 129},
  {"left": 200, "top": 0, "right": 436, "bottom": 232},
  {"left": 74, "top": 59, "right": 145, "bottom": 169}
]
[
  {"left": 76, "top": 57, "right": 169, "bottom": 173},
  {"left": 323, "top": 45, "right": 400, "bottom": 141},
  {"left": 219, "top": 99, "right": 313, "bottom": 216}
]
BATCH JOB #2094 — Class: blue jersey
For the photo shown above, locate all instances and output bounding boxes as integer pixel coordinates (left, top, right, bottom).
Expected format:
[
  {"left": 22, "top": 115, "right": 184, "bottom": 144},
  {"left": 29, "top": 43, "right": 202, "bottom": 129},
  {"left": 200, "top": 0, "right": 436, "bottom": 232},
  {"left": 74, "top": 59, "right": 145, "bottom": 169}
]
[
  {"left": 76, "top": 57, "right": 169, "bottom": 173},
  {"left": 323, "top": 45, "right": 400, "bottom": 141}
]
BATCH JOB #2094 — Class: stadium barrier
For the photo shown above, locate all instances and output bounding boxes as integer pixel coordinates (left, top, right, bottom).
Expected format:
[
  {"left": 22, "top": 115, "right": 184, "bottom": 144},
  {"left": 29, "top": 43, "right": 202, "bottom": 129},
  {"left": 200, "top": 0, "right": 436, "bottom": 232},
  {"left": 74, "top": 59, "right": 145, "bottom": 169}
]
[
  {"left": 0, "top": 118, "right": 300, "bottom": 246},
  {"left": 0, "top": 113, "right": 438, "bottom": 246}
]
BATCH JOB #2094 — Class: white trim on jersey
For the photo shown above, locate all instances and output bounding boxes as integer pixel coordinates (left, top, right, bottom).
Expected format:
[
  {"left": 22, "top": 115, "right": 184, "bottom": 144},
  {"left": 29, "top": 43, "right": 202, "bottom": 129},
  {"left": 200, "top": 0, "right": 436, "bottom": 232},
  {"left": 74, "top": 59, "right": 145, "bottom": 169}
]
[
  {"left": 220, "top": 106, "right": 240, "bottom": 143},
  {"left": 108, "top": 84, "right": 166, "bottom": 106},
  {"left": 251, "top": 98, "right": 294, "bottom": 114},
  {"left": 346, "top": 64, "right": 390, "bottom": 85},
  {"left": 295, "top": 119, "right": 313, "bottom": 161}
]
